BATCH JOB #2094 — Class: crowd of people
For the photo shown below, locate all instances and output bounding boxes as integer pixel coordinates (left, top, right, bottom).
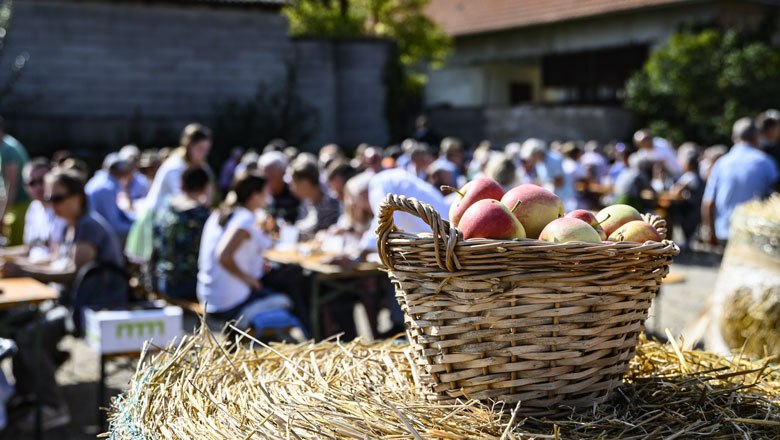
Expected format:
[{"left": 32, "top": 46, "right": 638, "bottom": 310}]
[{"left": 0, "top": 110, "right": 776, "bottom": 430}]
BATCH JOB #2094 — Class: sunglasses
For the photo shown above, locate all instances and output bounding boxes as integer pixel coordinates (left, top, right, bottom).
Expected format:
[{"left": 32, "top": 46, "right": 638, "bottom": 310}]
[
  {"left": 45, "top": 193, "right": 73, "bottom": 204},
  {"left": 26, "top": 178, "right": 44, "bottom": 187}
]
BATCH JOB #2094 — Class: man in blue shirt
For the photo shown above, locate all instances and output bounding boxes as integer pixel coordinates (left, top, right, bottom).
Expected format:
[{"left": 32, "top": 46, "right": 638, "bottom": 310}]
[
  {"left": 85, "top": 153, "right": 136, "bottom": 242},
  {"left": 702, "top": 117, "right": 779, "bottom": 245}
]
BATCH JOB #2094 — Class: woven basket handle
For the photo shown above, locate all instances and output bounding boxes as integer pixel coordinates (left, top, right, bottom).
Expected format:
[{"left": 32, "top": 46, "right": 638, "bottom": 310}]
[
  {"left": 376, "top": 194, "right": 461, "bottom": 272},
  {"left": 643, "top": 213, "right": 668, "bottom": 240}
]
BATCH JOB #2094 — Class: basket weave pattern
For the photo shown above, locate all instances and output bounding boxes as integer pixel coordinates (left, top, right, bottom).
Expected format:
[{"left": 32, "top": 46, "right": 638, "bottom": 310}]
[{"left": 378, "top": 194, "right": 679, "bottom": 415}]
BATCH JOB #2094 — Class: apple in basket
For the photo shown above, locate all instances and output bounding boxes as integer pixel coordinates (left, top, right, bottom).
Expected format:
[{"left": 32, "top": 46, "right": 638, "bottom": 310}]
[
  {"left": 608, "top": 220, "right": 662, "bottom": 243},
  {"left": 458, "top": 199, "right": 526, "bottom": 240},
  {"left": 596, "top": 204, "right": 643, "bottom": 237},
  {"left": 443, "top": 177, "right": 505, "bottom": 227},
  {"left": 566, "top": 209, "right": 607, "bottom": 240},
  {"left": 539, "top": 217, "right": 602, "bottom": 244},
  {"left": 500, "top": 184, "right": 564, "bottom": 239}
]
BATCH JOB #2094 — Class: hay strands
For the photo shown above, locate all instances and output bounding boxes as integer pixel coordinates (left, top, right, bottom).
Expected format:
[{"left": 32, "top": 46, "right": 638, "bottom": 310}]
[{"left": 108, "top": 327, "right": 780, "bottom": 440}]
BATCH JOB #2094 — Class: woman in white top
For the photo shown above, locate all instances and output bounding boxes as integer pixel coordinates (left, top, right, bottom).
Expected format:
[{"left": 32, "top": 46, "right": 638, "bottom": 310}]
[
  {"left": 197, "top": 171, "right": 290, "bottom": 327},
  {"left": 145, "top": 123, "right": 212, "bottom": 212}
]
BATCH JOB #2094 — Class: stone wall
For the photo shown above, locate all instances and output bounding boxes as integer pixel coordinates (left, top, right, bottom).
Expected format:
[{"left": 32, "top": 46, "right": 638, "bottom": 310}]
[{"left": 0, "top": 0, "right": 390, "bottom": 154}]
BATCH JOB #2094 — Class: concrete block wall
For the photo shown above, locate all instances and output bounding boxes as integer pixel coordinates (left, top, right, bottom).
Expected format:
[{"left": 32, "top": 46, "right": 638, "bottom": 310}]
[{"left": 0, "top": 0, "right": 391, "bottom": 153}]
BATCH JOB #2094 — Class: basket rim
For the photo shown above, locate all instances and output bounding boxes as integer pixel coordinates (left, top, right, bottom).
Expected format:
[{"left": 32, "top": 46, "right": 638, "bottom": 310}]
[{"left": 378, "top": 194, "right": 680, "bottom": 272}]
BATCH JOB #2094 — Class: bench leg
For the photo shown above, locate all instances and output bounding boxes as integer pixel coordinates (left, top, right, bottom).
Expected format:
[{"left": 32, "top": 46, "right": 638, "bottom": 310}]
[{"left": 98, "top": 354, "right": 106, "bottom": 431}]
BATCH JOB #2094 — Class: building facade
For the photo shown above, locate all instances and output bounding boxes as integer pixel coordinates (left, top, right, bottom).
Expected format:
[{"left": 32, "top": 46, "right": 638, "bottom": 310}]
[{"left": 425, "top": 0, "right": 777, "bottom": 146}]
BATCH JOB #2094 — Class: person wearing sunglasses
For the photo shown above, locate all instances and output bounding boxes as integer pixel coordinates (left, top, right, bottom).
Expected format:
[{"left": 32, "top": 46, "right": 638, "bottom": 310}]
[
  {"left": 19, "top": 158, "right": 67, "bottom": 261},
  {"left": 0, "top": 168, "right": 126, "bottom": 430},
  {"left": 1, "top": 168, "right": 124, "bottom": 283}
]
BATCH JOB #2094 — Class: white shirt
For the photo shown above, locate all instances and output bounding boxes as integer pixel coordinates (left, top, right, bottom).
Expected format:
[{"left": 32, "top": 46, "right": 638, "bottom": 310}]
[
  {"left": 23, "top": 200, "right": 66, "bottom": 258},
  {"left": 144, "top": 155, "right": 186, "bottom": 212},
  {"left": 652, "top": 137, "right": 682, "bottom": 177},
  {"left": 360, "top": 169, "right": 450, "bottom": 251},
  {"left": 197, "top": 207, "right": 272, "bottom": 313}
]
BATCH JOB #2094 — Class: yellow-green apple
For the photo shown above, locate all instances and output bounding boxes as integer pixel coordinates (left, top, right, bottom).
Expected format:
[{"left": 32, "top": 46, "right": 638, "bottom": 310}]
[
  {"left": 607, "top": 220, "right": 662, "bottom": 243},
  {"left": 539, "top": 217, "right": 602, "bottom": 243},
  {"left": 500, "top": 184, "right": 564, "bottom": 239},
  {"left": 566, "top": 209, "right": 606, "bottom": 240},
  {"left": 458, "top": 199, "right": 526, "bottom": 240},
  {"left": 596, "top": 204, "right": 643, "bottom": 237},
  {"left": 444, "top": 177, "right": 504, "bottom": 227}
]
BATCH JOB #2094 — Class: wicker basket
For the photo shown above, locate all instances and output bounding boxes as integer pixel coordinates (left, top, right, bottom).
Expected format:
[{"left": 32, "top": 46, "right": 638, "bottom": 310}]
[{"left": 377, "top": 194, "right": 679, "bottom": 415}]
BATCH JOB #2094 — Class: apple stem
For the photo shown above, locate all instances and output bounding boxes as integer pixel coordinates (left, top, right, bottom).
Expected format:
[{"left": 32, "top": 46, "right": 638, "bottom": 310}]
[
  {"left": 440, "top": 185, "right": 463, "bottom": 197},
  {"left": 597, "top": 213, "right": 611, "bottom": 225},
  {"left": 511, "top": 200, "right": 522, "bottom": 212}
]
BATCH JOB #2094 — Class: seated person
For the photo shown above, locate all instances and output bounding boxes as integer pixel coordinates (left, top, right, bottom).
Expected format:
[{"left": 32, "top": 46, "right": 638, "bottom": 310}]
[
  {"left": 289, "top": 156, "right": 341, "bottom": 241},
  {"left": 152, "top": 166, "right": 211, "bottom": 300},
  {"left": 0, "top": 169, "right": 125, "bottom": 431},
  {"left": 197, "top": 171, "right": 291, "bottom": 328},
  {"left": 0, "top": 158, "right": 67, "bottom": 262},
  {"left": 85, "top": 153, "right": 136, "bottom": 243},
  {"left": 258, "top": 151, "right": 301, "bottom": 225}
]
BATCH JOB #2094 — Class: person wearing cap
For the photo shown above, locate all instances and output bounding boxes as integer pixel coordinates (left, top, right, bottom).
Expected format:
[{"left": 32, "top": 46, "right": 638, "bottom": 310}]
[
  {"left": 85, "top": 152, "right": 136, "bottom": 242},
  {"left": 702, "top": 117, "right": 779, "bottom": 246}
]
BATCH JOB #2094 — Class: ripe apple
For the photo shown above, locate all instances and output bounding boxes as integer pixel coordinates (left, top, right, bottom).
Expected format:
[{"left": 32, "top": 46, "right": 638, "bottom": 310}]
[
  {"left": 566, "top": 209, "right": 607, "bottom": 240},
  {"left": 501, "top": 184, "right": 564, "bottom": 239},
  {"left": 458, "top": 199, "right": 526, "bottom": 240},
  {"left": 596, "top": 204, "right": 643, "bottom": 237},
  {"left": 539, "top": 217, "right": 602, "bottom": 243},
  {"left": 608, "top": 220, "right": 662, "bottom": 243},
  {"left": 444, "top": 177, "right": 505, "bottom": 227}
]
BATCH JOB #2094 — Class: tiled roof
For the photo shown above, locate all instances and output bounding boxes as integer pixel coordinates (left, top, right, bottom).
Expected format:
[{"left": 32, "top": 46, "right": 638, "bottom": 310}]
[{"left": 426, "top": 0, "right": 696, "bottom": 36}]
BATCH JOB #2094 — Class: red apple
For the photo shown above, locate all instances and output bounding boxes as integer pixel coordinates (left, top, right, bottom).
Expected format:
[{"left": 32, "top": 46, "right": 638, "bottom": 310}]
[
  {"left": 444, "top": 177, "right": 505, "bottom": 227},
  {"left": 458, "top": 199, "right": 526, "bottom": 240},
  {"left": 501, "top": 184, "right": 564, "bottom": 239},
  {"left": 596, "top": 204, "right": 643, "bottom": 237},
  {"left": 566, "top": 209, "right": 607, "bottom": 240},
  {"left": 608, "top": 220, "right": 662, "bottom": 243},
  {"left": 539, "top": 217, "right": 602, "bottom": 243}
]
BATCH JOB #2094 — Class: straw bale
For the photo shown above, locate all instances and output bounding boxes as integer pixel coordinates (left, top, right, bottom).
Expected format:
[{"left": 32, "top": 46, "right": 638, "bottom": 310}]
[{"left": 107, "top": 327, "right": 780, "bottom": 440}]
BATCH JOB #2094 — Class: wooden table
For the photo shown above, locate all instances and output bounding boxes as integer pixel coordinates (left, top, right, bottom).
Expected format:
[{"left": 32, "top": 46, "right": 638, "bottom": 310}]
[
  {"left": 0, "top": 277, "right": 59, "bottom": 439},
  {"left": 266, "top": 249, "right": 383, "bottom": 340},
  {"left": 0, "top": 278, "right": 59, "bottom": 309}
]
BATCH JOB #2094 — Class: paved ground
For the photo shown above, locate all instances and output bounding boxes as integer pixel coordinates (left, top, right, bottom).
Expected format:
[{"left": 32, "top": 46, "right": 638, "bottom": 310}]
[{"left": 0, "top": 250, "right": 722, "bottom": 439}]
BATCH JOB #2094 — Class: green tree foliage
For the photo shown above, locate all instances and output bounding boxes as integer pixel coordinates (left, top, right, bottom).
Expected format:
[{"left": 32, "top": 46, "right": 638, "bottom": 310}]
[
  {"left": 626, "top": 29, "right": 780, "bottom": 145},
  {"left": 283, "top": 0, "right": 451, "bottom": 71}
]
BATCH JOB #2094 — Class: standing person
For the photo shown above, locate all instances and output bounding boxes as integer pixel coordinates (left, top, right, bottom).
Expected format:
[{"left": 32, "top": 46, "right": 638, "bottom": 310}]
[
  {"left": 757, "top": 109, "right": 780, "bottom": 188},
  {"left": 145, "top": 123, "right": 212, "bottom": 212},
  {"left": 0, "top": 117, "right": 30, "bottom": 246},
  {"left": 670, "top": 152, "right": 704, "bottom": 251},
  {"left": 153, "top": 166, "right": 212, "bottom": 300},
  {"left": 413, "top": 115, "right": 442, "bottom": 154},
  {"left": 702, "top": 118, "right": 779, "bottom": 246},
  {"left": 560, "top": 142, "right": 585, "bottom": 211},
  {"left": 197, "top": 172, "right": 291, "bottom": 327},
  {"left": 288, "top": 157, "right": 341, "bottom": 241}
]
